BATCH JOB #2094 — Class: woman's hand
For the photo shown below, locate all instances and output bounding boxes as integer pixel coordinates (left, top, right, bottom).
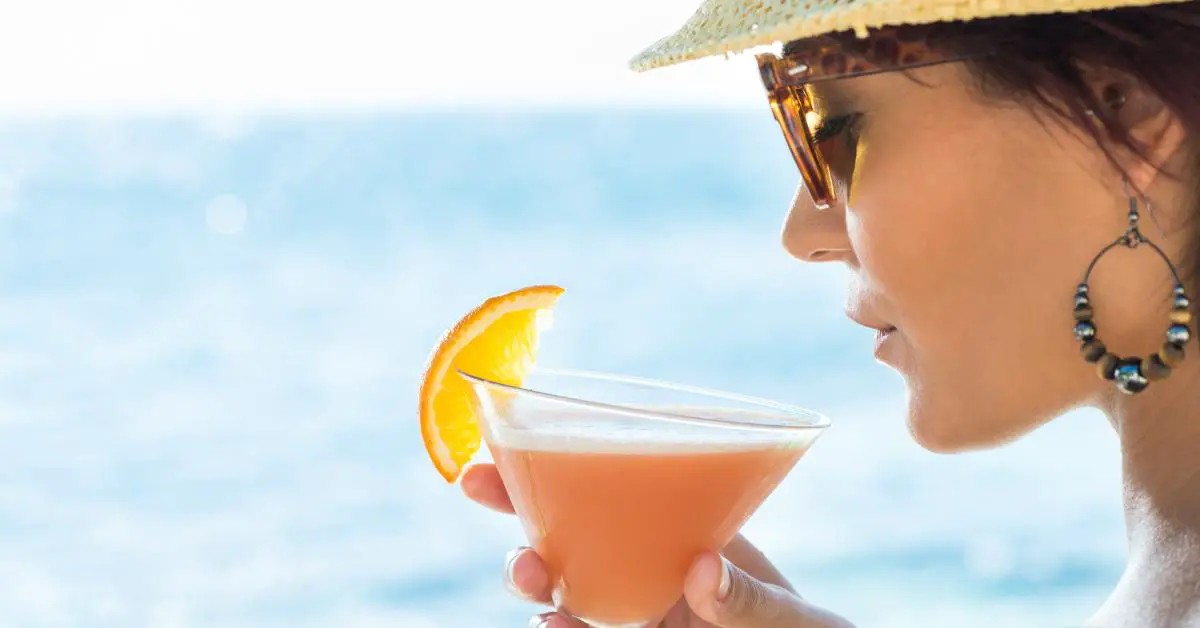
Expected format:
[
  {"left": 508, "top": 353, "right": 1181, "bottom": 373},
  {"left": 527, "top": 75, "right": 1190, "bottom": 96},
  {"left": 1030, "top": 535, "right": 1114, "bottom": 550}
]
[{"left": 462, "top": 463, "right": 855, "bottom": 628}]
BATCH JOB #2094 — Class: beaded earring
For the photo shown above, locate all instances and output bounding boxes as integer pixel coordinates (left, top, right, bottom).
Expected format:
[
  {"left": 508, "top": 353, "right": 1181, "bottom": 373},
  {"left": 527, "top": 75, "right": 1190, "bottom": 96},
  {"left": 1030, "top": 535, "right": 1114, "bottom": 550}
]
[{"left": 1074, "top": 183, "right": 1192, "bottom": 394}]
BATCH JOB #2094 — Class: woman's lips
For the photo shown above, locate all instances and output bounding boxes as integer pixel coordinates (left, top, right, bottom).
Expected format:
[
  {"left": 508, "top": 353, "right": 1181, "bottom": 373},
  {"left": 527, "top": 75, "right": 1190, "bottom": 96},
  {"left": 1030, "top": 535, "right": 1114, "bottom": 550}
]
[
  {"left": 873, "top": 326, "right": 897, "bottom": 353},
  {"left": 845, "top": 309, "right": 898, "bottom": 358}
]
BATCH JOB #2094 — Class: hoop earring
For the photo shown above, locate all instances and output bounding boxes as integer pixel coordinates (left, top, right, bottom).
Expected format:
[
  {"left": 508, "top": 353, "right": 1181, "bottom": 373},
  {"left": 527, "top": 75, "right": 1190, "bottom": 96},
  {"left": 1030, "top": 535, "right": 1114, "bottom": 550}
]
[{"left": 1075, "top": 183, "right": 1192, "bottom": 394}]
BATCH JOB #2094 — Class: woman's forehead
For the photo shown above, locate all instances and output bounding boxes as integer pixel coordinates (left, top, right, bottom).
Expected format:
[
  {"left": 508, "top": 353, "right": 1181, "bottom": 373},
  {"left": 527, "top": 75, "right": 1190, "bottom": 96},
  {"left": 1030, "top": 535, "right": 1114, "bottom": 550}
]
[{"left": 806, "top": 80, "right": 857, "bottom": 113}]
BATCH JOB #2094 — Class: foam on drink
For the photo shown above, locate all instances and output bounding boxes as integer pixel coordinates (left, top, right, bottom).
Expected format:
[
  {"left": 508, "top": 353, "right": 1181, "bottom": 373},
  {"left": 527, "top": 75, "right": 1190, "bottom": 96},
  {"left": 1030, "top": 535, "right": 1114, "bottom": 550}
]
[{"left": 488, "top": 405, "right": 823, "bottom": 455}]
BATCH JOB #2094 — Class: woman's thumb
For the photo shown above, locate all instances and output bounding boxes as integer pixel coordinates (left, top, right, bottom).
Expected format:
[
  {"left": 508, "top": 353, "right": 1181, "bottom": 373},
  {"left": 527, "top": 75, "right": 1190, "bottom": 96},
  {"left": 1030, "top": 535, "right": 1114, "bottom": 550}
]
[{"left": 682, "top": 551, "right": 854, "bottom": 628}]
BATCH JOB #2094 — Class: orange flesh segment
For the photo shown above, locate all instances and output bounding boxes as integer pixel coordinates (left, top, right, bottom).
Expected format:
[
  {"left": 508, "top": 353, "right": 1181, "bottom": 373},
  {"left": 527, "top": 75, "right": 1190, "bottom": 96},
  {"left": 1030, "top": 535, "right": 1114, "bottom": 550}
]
[{"left": 419, "top": 285, "right": 564, "bottom": 482}]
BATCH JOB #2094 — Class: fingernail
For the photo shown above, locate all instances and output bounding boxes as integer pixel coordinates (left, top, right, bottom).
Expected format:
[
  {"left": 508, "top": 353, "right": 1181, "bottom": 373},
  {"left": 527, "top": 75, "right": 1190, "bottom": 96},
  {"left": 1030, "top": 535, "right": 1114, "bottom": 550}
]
[
  {"left": 505, "top": 548, "right": 526, "bottom": 597},
  {"left": 717, "top": 556, "right": 732, "bottom": 601},
  {"left": 527, "top": 615, "right": 551, "bottom": 628}
]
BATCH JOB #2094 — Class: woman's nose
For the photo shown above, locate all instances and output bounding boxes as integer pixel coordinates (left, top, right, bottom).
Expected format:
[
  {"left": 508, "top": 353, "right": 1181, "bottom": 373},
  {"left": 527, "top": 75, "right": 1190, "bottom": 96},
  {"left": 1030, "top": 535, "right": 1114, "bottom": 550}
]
[{"left": 780, "top": 185, "right": 853, "bottom": 263}]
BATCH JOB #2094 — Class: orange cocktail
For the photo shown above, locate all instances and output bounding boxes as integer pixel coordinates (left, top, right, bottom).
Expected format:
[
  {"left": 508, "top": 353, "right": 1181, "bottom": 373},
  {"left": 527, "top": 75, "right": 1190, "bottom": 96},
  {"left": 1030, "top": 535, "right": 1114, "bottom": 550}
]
[{"left": 464, "top": 370, "right": 828, "bottom": 628}]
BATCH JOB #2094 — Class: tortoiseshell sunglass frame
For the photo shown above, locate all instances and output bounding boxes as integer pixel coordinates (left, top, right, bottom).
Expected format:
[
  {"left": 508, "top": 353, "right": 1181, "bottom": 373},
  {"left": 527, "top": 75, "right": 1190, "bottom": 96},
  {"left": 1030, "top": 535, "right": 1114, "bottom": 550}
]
[{"left": 756, "top": 29, "right": 992, "bottom": 210}]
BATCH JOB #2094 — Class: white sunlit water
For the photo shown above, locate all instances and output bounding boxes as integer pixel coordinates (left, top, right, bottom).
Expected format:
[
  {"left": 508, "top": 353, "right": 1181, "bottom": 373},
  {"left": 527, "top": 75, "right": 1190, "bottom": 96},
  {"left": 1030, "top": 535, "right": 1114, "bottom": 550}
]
[
  {"left": 0, "top": 112, "right": 1123, "bottom": 628},
  {"left": 0, "top": 171, "right": 20, "bottom": 215},
  {"left": 205, "top": 194, "right": 249, "bottom": 236}
]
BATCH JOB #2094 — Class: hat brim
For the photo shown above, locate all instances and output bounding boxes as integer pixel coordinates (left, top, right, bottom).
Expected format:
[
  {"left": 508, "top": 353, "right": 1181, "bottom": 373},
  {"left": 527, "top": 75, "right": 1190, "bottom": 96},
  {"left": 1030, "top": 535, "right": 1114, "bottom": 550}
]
[{"left": 629, "top": 0, "right": 1188, "bottom": 72}]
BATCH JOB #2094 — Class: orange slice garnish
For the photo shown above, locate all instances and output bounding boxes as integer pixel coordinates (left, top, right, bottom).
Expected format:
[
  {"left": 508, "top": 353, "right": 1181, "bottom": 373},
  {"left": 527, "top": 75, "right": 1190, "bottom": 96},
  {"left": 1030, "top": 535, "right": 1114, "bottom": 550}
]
[{"left": 419, "top": 285, "right": 564, "bottom": 482}]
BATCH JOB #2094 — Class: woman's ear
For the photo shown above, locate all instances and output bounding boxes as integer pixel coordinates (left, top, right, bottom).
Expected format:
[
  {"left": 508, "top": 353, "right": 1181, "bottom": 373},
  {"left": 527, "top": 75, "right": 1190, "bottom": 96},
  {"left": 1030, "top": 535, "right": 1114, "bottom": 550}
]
[{"left": 1088, "top": 74, "right": 1188, "bottom": 194}]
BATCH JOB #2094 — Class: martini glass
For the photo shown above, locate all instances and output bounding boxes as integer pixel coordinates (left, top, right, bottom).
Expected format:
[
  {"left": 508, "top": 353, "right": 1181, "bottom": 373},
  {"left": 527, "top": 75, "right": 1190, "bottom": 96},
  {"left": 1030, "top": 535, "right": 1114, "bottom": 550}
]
[{"left": 460, "top": 368, "right": 829, "bottom": 628}]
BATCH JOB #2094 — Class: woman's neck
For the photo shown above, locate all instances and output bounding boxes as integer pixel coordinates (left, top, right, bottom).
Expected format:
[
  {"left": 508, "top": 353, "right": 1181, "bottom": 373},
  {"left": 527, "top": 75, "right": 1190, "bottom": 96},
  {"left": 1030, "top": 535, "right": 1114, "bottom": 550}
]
[{"left": 1093, "top": 372, "right": 1200, "bottom": 626}]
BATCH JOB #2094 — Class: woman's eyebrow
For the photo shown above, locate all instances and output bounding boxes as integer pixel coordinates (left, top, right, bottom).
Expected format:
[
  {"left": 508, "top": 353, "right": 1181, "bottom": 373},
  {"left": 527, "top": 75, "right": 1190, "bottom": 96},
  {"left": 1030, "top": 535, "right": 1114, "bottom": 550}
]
[{"left": 808, "top": 80, "right": 861, "bottom": 114}]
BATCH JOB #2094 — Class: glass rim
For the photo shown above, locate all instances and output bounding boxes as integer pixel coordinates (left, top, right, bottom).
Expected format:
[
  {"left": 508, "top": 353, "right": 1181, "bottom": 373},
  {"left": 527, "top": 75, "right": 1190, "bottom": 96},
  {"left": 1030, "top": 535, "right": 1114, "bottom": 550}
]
[{"left": 456, "top": 367, "right": 831, "bottom": 433}]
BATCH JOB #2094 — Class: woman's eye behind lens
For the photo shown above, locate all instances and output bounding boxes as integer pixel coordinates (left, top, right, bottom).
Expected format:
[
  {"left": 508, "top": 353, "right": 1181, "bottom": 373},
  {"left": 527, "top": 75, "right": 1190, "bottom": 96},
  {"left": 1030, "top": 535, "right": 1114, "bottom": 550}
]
[{"left": 814, "top": 113, "right": 863, "bottom": 187}]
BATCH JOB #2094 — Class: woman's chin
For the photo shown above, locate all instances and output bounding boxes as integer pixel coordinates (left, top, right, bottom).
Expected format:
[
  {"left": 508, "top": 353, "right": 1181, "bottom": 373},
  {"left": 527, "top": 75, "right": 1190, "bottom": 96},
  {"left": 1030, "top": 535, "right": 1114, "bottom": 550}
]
[
  {"left": 903, "top": 393, "right": 1037, "bottom": 454},
  {"left": 907, "top": 417, "right": 975, "bottom": 453}
]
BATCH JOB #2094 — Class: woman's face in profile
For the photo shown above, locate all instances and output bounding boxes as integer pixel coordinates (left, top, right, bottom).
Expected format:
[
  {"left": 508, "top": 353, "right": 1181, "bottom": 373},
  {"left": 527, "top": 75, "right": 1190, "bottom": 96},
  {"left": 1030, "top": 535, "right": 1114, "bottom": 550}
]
[{"left": 778, "top": 62, "right": 1189, "bottom": 451}]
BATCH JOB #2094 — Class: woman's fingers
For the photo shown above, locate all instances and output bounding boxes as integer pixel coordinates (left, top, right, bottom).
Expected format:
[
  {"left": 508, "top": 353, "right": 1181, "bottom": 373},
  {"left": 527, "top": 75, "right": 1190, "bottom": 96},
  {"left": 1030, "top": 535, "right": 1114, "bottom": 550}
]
[
  {"left": 683, "top": 552, "right": 855, "bottom": 628},
  {"left": 506, "top": 547, "right": 554, "bottom": 604},
  {"left": 508, "top": 549, "right": 587, "bottom": 627},
  {"left": 460, "top": 463, "right": 515, "bottom": 514},
  {"left": 464, "top": 466, "right": 559, "bottom": 615},
  {"left": 722, "top": 534, "right": 796, "bottom": 593},
  {"left": 505, "top": 549, "right": 589, "bottom": 628}
]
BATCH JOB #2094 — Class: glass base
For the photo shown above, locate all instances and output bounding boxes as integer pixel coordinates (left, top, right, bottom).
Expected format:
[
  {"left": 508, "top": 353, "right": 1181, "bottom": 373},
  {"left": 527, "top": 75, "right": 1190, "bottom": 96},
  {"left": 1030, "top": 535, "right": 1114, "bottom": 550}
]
[
  {"left": 556, "top": 602, "right": 659, "bottom": 628},
  {"left": 578, "top": 619, "right": 657, "bottom": 628},
  {"left": 551, "top": 577, "right": 665, "bottom": 628}
]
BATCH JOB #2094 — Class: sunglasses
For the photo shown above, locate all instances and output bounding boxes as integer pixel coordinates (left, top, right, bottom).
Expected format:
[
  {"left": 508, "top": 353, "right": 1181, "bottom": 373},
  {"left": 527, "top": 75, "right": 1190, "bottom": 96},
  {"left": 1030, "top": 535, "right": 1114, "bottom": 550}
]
[{"left": 755, "top": 30, "right": 990, "bottom": 210}]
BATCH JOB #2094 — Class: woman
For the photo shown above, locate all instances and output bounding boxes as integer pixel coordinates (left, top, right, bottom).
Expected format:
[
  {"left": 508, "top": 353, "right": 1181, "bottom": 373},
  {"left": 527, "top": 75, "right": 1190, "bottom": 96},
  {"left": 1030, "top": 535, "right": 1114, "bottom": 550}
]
[{"left": 463, "top": 0, "right": 1200, "bottom": 625}]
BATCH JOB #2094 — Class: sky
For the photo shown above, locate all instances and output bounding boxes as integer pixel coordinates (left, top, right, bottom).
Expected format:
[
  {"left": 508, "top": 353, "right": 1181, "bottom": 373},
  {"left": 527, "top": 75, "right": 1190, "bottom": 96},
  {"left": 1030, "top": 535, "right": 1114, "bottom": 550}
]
[{"left": 0, "top": 0, "right": 766, "bottom": 115}]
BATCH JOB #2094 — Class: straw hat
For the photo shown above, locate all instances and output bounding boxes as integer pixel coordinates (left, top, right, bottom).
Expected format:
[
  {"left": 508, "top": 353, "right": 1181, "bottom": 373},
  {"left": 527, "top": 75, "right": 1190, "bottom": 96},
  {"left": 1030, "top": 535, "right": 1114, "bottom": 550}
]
[{"left": 629, "top": 0, "right": 1189, "bottom": 71}]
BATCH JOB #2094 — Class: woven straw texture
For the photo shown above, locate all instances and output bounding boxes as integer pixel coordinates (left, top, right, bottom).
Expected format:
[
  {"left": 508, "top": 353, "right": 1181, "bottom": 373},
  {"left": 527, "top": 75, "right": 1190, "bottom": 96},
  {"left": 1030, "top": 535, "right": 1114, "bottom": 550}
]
[{"left": 630, "top": 0, "right": 1188, "bottom": 71}]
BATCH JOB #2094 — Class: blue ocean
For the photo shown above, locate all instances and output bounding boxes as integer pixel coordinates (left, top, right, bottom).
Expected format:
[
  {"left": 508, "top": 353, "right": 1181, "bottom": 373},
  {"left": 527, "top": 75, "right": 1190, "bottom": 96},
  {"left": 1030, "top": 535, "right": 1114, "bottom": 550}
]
[{"left": 0, "top": 111, "right": 1125, "bottom": 627}]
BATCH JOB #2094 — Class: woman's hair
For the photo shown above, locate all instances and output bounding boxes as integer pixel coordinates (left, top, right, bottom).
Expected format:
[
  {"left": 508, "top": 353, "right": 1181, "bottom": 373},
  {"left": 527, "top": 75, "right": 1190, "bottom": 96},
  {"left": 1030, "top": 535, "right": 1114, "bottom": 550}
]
[{"left": 807, "top": 2, "right": 1200, "bottom": 281}]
